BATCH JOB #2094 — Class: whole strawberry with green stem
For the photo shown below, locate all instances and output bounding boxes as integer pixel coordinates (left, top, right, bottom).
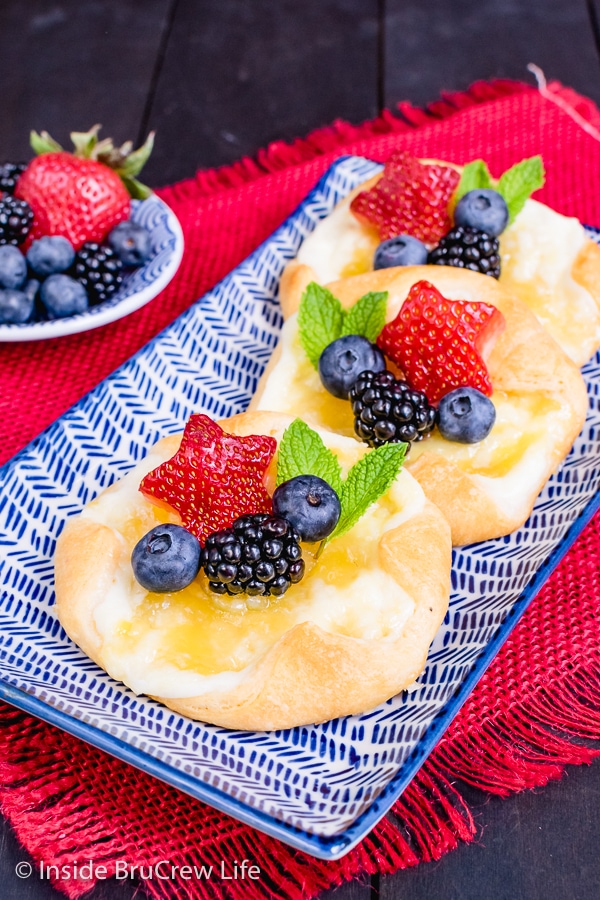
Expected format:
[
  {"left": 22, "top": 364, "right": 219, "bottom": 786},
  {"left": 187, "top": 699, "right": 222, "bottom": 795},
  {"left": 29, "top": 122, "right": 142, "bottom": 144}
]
[{"left": 14, "top": 125, "right": 154, "bottom": 250}]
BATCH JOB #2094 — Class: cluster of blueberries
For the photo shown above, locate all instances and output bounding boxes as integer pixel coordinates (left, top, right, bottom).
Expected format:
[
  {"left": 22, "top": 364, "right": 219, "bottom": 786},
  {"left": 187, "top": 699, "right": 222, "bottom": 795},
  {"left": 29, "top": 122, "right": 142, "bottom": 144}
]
[{"left": 0, "top": 220, "right": 152, "bottom": 326}]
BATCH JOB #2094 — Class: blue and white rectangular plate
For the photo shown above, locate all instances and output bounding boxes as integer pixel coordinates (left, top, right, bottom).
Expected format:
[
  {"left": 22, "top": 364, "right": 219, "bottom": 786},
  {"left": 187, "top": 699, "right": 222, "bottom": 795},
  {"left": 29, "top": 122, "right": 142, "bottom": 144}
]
[{"left": 1, "top": 156, "right": 599, "bottom": 860}]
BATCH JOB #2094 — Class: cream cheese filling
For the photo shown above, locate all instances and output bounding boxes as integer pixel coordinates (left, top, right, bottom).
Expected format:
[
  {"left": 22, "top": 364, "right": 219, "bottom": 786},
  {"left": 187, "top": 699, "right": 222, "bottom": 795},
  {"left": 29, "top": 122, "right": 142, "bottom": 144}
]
[
  {"left": 499, "top": 199, "right": 600, "bottom": 364},
  {"left": 80, "top": 427, "right": 425, "bottom": 698},
  {"left": 297, "top": 191, "right": 380, "bottom": 283}
]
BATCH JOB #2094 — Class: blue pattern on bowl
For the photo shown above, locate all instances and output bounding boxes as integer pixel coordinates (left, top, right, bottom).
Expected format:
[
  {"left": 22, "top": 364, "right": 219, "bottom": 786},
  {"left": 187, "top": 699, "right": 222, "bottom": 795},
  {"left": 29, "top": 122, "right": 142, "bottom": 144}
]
[{"left": 0, "top": 194, "right": 183, "bottom": 340}]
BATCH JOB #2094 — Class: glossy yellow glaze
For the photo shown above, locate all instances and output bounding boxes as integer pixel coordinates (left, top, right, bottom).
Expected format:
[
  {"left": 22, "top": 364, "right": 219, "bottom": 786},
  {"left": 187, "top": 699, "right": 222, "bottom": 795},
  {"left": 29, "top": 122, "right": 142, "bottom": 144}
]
[
  {"left": 407, "top": 392, "right": 561, "bottom": 476},
  {"left": 114, "top": 501, "right": 392, "bottom": 676},
  {"left": 340, "top": 240, "right": 378, "bottom": 278}
]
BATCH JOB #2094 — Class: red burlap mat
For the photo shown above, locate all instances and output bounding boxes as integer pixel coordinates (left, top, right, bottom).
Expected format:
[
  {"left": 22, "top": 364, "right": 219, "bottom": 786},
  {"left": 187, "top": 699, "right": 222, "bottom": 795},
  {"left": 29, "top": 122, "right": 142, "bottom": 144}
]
[{"left": 2, "top": 79, "right": 600, "bottom": 898}]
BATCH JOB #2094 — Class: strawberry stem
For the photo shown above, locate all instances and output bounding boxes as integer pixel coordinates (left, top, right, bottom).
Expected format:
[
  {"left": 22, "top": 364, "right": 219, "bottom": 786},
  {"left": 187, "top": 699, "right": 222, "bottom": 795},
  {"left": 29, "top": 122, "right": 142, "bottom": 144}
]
[
  {"left": 29, "top": 125, "right": 155, "bottom": 199},
  {"left": 30, "top": 130, "right": 63, "bottom": 154}
]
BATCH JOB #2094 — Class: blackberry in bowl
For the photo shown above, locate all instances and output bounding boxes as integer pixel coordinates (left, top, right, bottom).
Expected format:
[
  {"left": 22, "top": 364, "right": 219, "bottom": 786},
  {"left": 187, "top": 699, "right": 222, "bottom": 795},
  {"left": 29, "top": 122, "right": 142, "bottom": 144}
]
[{"left": 73, "top": 241, "right": 124, "bottom": 304}]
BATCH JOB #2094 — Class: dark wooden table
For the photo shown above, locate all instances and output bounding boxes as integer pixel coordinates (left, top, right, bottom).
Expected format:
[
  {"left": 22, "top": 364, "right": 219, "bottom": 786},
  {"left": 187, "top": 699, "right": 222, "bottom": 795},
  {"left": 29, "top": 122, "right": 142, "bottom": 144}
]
[{"left": 2, "top": 2, "right": 600, "bottom": 898}]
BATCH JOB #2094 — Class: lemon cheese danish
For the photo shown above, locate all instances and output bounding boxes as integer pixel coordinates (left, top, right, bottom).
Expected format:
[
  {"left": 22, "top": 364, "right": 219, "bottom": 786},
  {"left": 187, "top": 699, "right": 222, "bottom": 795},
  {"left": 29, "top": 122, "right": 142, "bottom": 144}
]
[
  {"left": 55, "top": 411, "right": 451, "bottom": 731},
  {"left": 253, "top": 267, "right": 588, "bottom": 546}
]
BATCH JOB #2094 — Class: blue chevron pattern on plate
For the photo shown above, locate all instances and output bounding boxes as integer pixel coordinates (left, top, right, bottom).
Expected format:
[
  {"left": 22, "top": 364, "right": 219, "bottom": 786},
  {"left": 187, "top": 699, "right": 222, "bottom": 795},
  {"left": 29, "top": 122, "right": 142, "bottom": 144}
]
[
  {"left": 0, "top": 194, "right": 184, "bottom": 342},
  {"left": 0, "top": 156, "right": 599, "bottom": 859}
]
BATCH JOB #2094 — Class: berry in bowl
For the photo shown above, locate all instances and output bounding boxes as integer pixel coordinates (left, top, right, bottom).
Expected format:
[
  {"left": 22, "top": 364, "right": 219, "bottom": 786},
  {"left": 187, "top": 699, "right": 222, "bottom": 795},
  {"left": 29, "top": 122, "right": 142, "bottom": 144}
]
[{"left": 0, "top": 126, "right": 183, "bottom": 341}]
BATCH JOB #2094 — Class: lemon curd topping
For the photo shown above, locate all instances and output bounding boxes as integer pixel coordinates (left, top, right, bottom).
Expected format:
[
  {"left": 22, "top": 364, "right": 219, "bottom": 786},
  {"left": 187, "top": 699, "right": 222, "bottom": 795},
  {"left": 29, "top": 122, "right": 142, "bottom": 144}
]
[
  {"left": 407, "top": 391, "right": 562, "bottom": 477},
  {"left": 257, "top": 321, "right": 356, "bottom": 436},
  {"left": 84, "top": 427, "right": 422, "bottom": 691},
  {"left": 340, "top": 235, "right": 380, "bottom": 279},
  {"left": 109, "top": 482, "right": 417, "bottom": 678}
]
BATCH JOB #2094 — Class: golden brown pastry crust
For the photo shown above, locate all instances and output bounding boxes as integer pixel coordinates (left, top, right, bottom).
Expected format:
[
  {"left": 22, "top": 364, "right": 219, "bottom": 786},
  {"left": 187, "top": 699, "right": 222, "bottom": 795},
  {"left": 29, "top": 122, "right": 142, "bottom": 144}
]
[
  {"left": 55, "top": 411, "right": 452, "bottom": 731},
  {"left": 259, "top": 266, "right": 589, "bottom": 545},
  {"left": 572, "top": 238, "right": 600, "bottom": 316}
]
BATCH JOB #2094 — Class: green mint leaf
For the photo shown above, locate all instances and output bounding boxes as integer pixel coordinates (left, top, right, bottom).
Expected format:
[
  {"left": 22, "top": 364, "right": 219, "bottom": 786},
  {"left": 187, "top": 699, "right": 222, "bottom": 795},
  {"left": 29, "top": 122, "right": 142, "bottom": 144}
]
[
  {"left": 276, "top": 419, "right": 343, "bottom": 495},
  {"left": 329, "top": 442, "right": 407, "bottom": 542},
  {"left": 298, "top": 282, "right": 344, "bottom": 369},
  {"left": 454, "top": 160, "right": 494, "bottom": 203},
  {"left": 341, "top": 291, "right": 388, "bottom": 342},
  {"left": 496, "top": 155, "right": 545, "bottom": 223}
]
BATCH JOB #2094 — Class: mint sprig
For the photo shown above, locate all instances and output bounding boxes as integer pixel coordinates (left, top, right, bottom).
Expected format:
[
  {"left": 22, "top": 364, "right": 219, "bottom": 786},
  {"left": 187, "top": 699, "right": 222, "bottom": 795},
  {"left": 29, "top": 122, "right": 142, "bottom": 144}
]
[
  {"left": 497, "top": 156, "right": 545, "bottom": 222},
  {"left": 297, "top": 283, "right": 344, "bottom": 368},
  {"left": 341, "top": 291, "right": 388, "bottom": 342},
  {"left": 330, "top": 442, "right": 407, "bottom": 542},
  {"left": 298, "top": 284, "right": 388, "bottom": 369},
  {"left": 276, "top": 419, "right": 342, "bottom": 495},
  {"left": 453, "top": 155, "right": 545, "bottom": 225},
  {"left": 276, "top": 420, "right": 406, "bottom": 544}
]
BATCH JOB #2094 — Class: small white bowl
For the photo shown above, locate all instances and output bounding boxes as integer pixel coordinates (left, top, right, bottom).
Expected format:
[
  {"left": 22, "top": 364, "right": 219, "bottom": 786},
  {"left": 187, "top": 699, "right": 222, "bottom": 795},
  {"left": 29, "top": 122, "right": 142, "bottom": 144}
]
[{"left": 0, "top": 194, "right": 184, "bottom": 342}]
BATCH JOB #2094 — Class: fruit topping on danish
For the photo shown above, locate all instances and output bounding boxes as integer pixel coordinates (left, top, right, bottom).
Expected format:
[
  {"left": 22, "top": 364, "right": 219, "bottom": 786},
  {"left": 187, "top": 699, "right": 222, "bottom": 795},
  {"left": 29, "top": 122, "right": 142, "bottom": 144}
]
[
  {"left": 350, "top": 152, "right": 460, "bottom": 245},
  {"left": 139, "top": 414, "right": 276, "bottom": 543},
  {"left": 436, "top": 386, "right": 496, "bottom": 443},
  {"left": 201, "top": 514, "right": 305, "bottom": 599},
  {"left": 133, "top": 415, "right": 406, "bottom": 610},
  {"left": 132, "top": 523, "right": 202, "bottom": 593},
  {"left": 376, "top": 280, "right": 506, "bottom": 402},
  {"left": 349, "top": 370, "right": 436, "bottom": 448}
]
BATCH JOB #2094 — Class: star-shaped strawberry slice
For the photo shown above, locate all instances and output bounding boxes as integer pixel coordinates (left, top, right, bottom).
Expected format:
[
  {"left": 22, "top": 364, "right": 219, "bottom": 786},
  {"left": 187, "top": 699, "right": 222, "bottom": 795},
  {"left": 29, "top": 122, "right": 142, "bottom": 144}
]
[
  {"left": 139, "top": 415, "right": 277, "bottom": 543},
  {"left": 377, "top": 280, "right": 506, "bottom": 403},
  {"left": 350, "top": 152, "right": 460, "bottom": 245}
]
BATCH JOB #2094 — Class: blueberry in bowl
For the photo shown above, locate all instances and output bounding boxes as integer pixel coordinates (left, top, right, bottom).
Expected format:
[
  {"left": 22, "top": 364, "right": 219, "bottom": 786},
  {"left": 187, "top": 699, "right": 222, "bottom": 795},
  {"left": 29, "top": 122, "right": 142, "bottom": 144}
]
[
  {"left": 40, "top": 274, "right": 88, "bottom": 319},
  {"left": 108, "top": 220, "right": 152, "bottom": 266},
  {"left": 0, "top": 288, "right": 34, "bottom": 324},
  {"left": 27, "top": 236, "right": 75, "bottom": 276}
]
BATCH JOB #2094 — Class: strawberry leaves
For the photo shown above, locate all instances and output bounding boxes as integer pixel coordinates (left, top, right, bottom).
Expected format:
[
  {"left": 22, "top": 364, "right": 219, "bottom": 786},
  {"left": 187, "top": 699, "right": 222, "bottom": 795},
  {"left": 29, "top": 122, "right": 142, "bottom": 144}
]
[{"left": 29, "top": 125, "right": 155, "bottom": 200}]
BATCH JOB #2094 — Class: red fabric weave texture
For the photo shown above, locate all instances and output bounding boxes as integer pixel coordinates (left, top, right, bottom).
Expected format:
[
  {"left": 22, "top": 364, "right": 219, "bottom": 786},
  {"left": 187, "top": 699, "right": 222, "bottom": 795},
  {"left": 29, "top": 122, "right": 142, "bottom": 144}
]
[{"left": 2, "top": 79, "right": 600, "bottom": 899}]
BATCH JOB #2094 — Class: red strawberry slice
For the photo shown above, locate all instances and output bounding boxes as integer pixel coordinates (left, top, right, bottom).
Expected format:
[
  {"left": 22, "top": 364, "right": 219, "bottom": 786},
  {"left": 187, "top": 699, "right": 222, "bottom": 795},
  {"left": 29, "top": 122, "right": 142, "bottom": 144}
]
[
  {"left": 140, "top": 415, "right": 277, "bottom": 544},
  {"left": 377, "top": 280, "right": 505, "bottom": 403},
  {"left": 350, "top": 152, "right": 460, "bottom": 245},
  {"left": 15, "top": 153, "right": 130, "bottom": 250}
]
